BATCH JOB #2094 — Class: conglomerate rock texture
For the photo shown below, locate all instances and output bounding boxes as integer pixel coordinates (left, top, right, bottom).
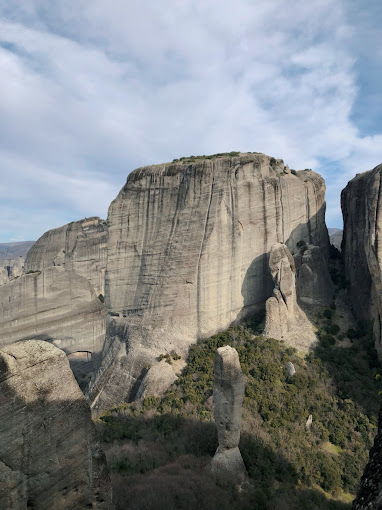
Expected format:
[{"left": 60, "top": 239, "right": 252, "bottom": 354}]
[
  {"left": 0, "top": 340, "right": 112, "bottom": 510},
  {"left": 89, "top": 153, "right": 330, "bottom": 412},
  {"left": 342, "top": 164, "right": 382, "bottom": 354},
  {"left": 263, "top": 243, "right": 316, "bottom": 350},
  {"left": 0, "top": 267, "right": 106, "bottom": 376},
  {"left": 25, "top": 217, "right": 108, "bottom": 296},
  {"left": 353, "top": 408, "right": 382, "bottom": 509}
]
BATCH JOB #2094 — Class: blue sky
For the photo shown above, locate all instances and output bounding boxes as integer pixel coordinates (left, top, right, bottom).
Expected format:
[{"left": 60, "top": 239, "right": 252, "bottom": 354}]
[{"left": 0, "top": 0, "right": 381, "bottom": 242}]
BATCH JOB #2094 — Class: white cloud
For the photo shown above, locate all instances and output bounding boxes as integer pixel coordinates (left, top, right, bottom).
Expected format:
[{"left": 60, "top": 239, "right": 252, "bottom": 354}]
[{"left": 0, "top": 0, "right": 381, "bottom": 241}]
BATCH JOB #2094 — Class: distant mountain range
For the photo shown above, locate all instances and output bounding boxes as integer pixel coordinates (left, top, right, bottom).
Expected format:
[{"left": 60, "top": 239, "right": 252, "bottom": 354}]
[
  {"left": 0, "top": 241, "right": 35, "bottom": 264},
  {"left": 328, "top": 227, "right": 343, "bottom": 250}
]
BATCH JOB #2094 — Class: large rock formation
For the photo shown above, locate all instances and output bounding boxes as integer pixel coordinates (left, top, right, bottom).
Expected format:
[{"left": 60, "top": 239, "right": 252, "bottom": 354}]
[
  {"left": 294, "top": 243, "right": 333, "bottom": 306},
  {"left": 353, "top": 408, "right": 382, "bottom": 509},
  {"left": 342, "top": 164, "right": 382, "bottom": 354},
  {"left": 0, "top": 218, "right": 108, "bottom": 381},
  {"left": 263, "top": 243, "right": 316, "bottom": 350},
  {"left": 25, "top": 217, "right": 108, "bottom": 296},
  {"left": 0, "top": 339, "right": 112, "bottom": 509},
  {"left": 0, "top": 267, "right": 106, "bottom": 378},
  {"left": 210, "top": 345, "right": 247, "bottom": 483},
  {"left": 90, "top": 153, "right": 330, "bottom": 412}
]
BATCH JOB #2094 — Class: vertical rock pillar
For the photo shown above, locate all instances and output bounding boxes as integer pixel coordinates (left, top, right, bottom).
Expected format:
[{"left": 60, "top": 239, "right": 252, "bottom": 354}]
[{"left": 210, "top": 345, "right": 247, "bottom": 483}]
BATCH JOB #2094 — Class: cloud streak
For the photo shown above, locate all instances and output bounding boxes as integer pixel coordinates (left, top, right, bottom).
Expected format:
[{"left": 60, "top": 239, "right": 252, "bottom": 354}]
[{"left": 0, "top": 1, "right": 381, "bottom": 241}]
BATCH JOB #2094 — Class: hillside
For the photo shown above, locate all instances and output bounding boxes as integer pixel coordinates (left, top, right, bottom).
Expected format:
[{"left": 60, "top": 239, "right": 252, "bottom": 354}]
[
  {"left": 0, "top": 241, "right": 34, "bottom": 263},
  {"left": 95, "top": 295, "right": 380, "bottom": 509}
]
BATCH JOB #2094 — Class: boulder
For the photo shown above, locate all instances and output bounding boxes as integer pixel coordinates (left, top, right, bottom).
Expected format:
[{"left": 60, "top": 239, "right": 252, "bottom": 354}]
[
  {"left": 136, "top": 359, "right": 178, "bottom": 400},
  {"left": 0, "top": 340, "right": 112, "bottom": 509},
  {"left": 286, "top": 361, "right": 296, "bottom": 378}
]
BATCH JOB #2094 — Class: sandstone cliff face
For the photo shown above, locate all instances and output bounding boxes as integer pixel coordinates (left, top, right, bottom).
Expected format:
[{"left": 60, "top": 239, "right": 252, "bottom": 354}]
[
  {"left": 0, "top": 267, "right": 106, "bottom": 377},
  {"left": 90, "top": 153, "right": 330, "bottom": 412},
  {"left": 0, "top": 340, "right": 112, "bottom": 509},
  {"left": 25, "top": 217, "right": 108, "bottom": 296},
  {"left": 342, "top": 164, "right": 382, "bottom": 353}
]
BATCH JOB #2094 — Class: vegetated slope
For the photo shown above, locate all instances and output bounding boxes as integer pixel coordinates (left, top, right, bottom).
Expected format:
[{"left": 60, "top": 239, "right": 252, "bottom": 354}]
[{"left": 95, "top": 313, "right": 380, "bottom": 510}]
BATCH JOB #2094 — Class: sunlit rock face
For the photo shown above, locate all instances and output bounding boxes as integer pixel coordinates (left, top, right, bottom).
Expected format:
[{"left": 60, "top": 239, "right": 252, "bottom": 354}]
[
  {"left": 0, "top": 218, "right": 108, "bottom": 380},
  {"left": 0, "top": 267, "right": 106, "bottom": 378},
  {"left": 341, "top": 163, "right": 382, "bottom": 355},
  {"left": 89, "top": 153, "right": 330, "bottom": 413},
  {"left": 0, "top": 340, "right": 112, "bottom": 510},
  {"left": 25, "top": 217, "right": 108, "bottom": 296}
]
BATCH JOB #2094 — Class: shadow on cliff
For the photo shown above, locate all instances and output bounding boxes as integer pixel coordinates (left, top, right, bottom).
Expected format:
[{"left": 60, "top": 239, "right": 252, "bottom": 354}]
[
  {"left": 0, "top": 384, "right": 110, "bottom": 509},
  {"left": 96, "top": 413, "right": 350, "bottom": 510},
  {"left": 238, "top": 206, "right": 328, "bottom": 326}
]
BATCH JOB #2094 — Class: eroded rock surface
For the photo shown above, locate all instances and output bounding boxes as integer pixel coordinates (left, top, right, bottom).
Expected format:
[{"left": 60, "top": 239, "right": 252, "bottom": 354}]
[
  {"left": 136, "top": 359, "right": 179, "bottom": 400},
  {"left": 90, "top": 153, "right": 330, "bottom": 412},
  {"left": 294, "top": 244, "right": 333, "bottom": 306},
  {"left": 0, "top": 340, "right": 112, "bottom": 510},
  {"left": 342, "top": 164, "right": 382, "bottom": 354},
  {"left": 25, "top": 217, "right": 108, "bottom": 296},
  {"left": 0, "top": 256, "right": 25, "bottom": 285},
  {"left": 353, "top": 408, "right": 382, "bottom": 509},
  {"left": 210, "top": 345, "right": 247, "bottom": 483},
  {"left": 263, "top": 243, "right": 316, "bottom": 350},
  {"left": 0, "top": 267, "right": 106, "bottom": 377}
]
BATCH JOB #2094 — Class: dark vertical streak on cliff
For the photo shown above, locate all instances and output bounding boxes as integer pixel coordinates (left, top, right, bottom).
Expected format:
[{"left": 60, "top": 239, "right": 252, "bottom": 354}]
[{"left": 196, "top": 167, "right": 215, "bottom": 336}]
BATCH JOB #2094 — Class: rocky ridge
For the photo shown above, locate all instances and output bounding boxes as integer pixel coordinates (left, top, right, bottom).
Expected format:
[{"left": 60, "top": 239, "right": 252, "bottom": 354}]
[{"left": 89, "top": 152, "right": 331, "bottom": 413}]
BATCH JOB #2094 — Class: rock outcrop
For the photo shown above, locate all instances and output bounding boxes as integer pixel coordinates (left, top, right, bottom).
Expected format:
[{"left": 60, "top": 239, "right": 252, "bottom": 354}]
[
  {"left": 342, "top": 164, "right": 382, "bottom": 354},
  {"left": 0, "top": 256, "right": 25, "bottom": 285},
  {"left": 0, "top": 267, "right": 106, "bottom": 379},
  {"left": 353, "top": 408, "right": 382, "bottom": 509},
  {"left": 89, "top": 153, "right": 330, "bottom": 412},
  {"left": 263, "top": 243, "right": 316, "bottom": 350},
  {"left": 0, "top": 218, "right": 108, "bottom": 381},
  {"left": 294, "top": 244, "right": 333, "bottom": 306},
  {"left": 135, "top": 359, "right": 179, "bottom": 400},
  {"left": 0, "top": 339, "right": 112, "bottom": 509},
  {"left": 210, "top": 345, "right": 247, "bottom": 483},
  {"left": 25, "top": 217, "right": 108, "bottom": 296}
]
